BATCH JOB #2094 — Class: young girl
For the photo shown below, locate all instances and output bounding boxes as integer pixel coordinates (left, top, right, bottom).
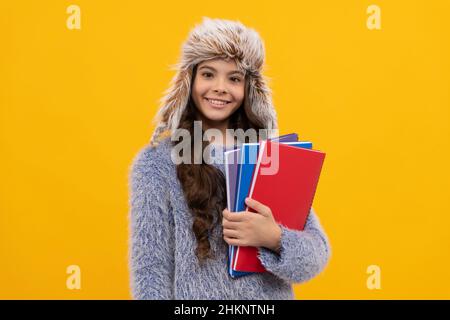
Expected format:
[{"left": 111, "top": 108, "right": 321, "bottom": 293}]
[{"left": 128, "top": 17, "right": 331, "bottom": 300}]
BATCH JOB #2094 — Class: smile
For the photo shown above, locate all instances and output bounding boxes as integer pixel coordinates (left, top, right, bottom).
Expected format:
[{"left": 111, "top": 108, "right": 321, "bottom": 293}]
[{"left": 204, "top": 98, "right": 231, "bottom": 108}]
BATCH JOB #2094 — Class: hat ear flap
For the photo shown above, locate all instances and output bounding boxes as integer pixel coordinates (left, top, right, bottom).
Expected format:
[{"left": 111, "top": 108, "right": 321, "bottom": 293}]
[
  {"left": 246, "top": 74, "right": 278, "bottom": 134},
  {"left": 150, "top": 66, "right": 194, "bottom": 147}
]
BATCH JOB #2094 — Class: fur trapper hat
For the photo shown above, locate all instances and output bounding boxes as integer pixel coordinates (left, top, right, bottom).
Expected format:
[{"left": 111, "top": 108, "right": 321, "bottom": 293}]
[{"left": 149, "top": 17, "right": 279, "bottom": 147}]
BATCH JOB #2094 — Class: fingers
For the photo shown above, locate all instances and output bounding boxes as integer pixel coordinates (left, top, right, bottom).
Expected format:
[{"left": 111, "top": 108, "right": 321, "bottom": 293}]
[
  {"left": 222, "top": 228, "right": 239, "bottom": 238},
  {"left": 245, "top": 197, "right": 270, "bottom": 215},
  {"left": 222, "top": 218, "right": 240, "bottom": 230},
  {"left": 222, "top": 208, "right": 246, "bottom": 222},
  {"left": 224, "top": 236, "right": 246, "bottom": 247}
]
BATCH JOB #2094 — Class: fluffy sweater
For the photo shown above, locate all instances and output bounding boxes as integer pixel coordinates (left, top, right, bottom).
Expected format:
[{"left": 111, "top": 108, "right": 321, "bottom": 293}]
[{"left": 128, "top": 137, "right": 331, "bottom": 300}]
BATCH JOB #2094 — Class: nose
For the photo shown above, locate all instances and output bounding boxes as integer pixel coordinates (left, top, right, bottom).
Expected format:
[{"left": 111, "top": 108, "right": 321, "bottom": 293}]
[{"left": 212, "top": 77, "right": 227, "bottom": 94}]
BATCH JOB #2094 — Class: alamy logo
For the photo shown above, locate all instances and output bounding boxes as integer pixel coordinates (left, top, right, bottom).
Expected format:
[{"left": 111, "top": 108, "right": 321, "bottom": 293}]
[
  {"left": 66, "top": 265, "right": 81, "bottom": 290},
  {"left": 366, "top": 264, "right": 382, "bottom": 290},
  {"left": 170, "top": 121, "right": 281, "bottom": 175},
  {"left": 366, "top": 5, "right": 381, "bottom": 30},
  {"left": 66, "top": 5, "right": 81, "bottom": 30}
]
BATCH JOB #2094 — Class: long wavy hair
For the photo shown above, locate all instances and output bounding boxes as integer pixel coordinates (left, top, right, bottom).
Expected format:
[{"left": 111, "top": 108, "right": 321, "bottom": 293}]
[{"left": 173, "top": 64, "right": 265, "bottom": 265}]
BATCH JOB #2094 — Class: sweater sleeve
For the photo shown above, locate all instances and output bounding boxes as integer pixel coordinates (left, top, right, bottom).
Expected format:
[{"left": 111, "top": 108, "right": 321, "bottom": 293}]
[
  {"left": 257, "top": 207, "right": 331, "bottom": 284},
  {"left": 128, "top": 146, "right": 175, "bottom": 299}
]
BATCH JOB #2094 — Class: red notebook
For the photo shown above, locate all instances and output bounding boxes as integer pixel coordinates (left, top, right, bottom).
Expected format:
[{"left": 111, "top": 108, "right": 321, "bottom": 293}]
[{"left": 233, "top": 140, "right": 326, "bottom": 273}]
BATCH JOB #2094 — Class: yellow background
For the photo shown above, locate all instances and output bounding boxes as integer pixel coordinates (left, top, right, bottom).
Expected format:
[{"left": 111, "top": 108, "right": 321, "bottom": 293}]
[{"left": 1, "top": 0, "right": 449, "bottom": 299}]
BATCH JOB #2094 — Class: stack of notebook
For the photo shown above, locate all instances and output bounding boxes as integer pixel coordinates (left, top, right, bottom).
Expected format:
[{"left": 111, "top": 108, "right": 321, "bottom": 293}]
[{"left": 223, "top": 133, "right": 326, "bottom": 278}]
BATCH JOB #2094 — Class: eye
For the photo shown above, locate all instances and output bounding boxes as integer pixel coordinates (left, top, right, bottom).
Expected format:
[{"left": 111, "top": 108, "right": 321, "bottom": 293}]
[
  {"left": 230, "top": 77, "right": 241, "bottom": 83},
  {"left": 202, "top": 72, "right": 213, "bottom": 78}
]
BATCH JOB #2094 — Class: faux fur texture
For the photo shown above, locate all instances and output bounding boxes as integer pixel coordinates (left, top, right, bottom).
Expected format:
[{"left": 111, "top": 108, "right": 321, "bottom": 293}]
[
  {"left": 149, "top": 17, "right": 279, "bottom": 148},
  {"left": 128, "top": 138, "right": 331, "bottom": 299}
]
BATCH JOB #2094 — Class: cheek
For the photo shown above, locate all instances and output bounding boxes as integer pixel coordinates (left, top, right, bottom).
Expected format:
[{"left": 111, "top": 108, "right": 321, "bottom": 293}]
[
  {"left": 192, "top": 82, "right": 207, "bottom": 101},
  {"left": 232, "top": 87, "right": 245, "bottom": 104},
  {"left": 193, "top": 78, "right": 209, "bottom": 93}
]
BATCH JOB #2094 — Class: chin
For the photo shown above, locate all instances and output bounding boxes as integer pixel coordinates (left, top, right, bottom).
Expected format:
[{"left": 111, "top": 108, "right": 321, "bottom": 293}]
[{"left": 202, "top": 112, "right": 230, "bottom": 123}]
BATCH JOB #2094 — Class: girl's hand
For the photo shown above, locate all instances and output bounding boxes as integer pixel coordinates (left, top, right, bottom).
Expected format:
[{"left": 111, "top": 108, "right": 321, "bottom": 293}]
[{"left": 222, "top": 197, "right": 282, "bottom": 253}]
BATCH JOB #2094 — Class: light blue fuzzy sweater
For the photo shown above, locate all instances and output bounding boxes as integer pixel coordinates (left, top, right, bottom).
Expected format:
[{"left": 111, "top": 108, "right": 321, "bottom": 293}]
[{"left": 128, "top": 137, "right": 331, "bottom": 300}]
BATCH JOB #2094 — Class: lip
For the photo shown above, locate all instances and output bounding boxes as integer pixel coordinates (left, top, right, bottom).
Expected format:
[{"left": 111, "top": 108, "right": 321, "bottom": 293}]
[
  {"left": 205, "top": 97, "right": 231, "bottom": 103},
  {"left": 204, "top": 97, "right": 231, "bottom": 109}
]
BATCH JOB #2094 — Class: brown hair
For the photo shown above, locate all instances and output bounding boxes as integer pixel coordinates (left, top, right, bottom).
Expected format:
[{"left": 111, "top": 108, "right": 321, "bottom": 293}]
[{"left": 173, "top": 64, "right": 265, "bottom": 265}]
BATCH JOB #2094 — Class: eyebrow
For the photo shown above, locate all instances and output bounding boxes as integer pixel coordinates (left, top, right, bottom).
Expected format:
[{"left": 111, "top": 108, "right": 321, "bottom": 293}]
[{"left": 198, "top": 65, "right": 245, "bottom": 76}]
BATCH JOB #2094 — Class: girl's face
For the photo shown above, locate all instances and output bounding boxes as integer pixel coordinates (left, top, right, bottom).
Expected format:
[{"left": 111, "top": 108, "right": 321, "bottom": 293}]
[{"left": 192, "top": 58, "right": 245, "bottom": 130}]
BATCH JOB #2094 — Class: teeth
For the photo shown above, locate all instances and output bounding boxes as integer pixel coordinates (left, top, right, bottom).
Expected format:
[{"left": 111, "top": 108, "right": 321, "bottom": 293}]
[{"left": 206, "top": 98, "right": 229, "bottom": 105}]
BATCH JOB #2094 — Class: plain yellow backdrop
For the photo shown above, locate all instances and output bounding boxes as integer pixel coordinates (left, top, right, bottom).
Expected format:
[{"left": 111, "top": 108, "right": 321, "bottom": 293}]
[{"left": 1, "top": 0, "right": 449, "bottom": 299}]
